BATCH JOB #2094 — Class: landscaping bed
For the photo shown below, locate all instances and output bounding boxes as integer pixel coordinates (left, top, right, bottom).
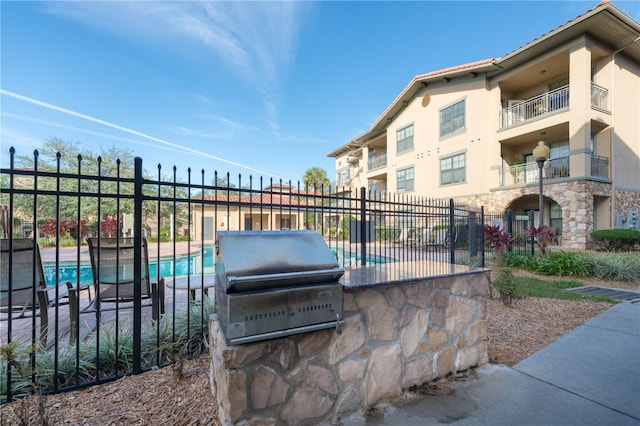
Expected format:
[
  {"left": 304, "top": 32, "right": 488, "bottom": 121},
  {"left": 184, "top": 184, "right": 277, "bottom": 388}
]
[{"left": 1, "top": 273, "right": 635, "bottom": 425}]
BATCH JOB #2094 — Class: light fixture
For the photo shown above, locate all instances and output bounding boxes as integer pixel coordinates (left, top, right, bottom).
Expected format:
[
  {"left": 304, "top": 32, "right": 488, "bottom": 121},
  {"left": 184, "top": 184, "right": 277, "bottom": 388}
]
[{"left": 533, "top": 141, "right": 550, "bottom": 227}]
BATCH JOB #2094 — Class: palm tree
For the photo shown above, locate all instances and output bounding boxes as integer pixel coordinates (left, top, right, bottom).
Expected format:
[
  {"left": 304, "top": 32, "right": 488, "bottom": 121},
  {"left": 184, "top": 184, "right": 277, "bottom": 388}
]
[{"left": 303, "top": 167, "right": 330, "bottom": 191}]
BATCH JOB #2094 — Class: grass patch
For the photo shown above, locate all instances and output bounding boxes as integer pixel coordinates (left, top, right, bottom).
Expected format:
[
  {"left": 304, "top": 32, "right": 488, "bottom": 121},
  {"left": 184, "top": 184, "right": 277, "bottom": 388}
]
[{"left": 515, "top": 276, "right": 617, "bottom": 303}]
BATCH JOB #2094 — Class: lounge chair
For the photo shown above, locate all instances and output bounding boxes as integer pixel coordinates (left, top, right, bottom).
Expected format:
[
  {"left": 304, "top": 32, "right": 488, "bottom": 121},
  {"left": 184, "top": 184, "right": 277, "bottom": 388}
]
[
  {"left": 420, "top": 228, "right": 431, "bottom": 248},
  {"left": 69, "top": 237, "right": 165, "bottom": 340},
  {"left": 392, "top": 228, "right": 411, "bottom": 245},
  {"left": 1, "top": 238, "right": 90, "bottom": 344},
  {"left": 435, "top": 228, "right": 448, "bottom": 247}
]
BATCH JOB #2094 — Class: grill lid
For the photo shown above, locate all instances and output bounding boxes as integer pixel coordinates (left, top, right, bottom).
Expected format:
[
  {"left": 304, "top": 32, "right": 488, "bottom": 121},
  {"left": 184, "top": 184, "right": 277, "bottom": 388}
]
[{"left": 216, "top": 230, "right": 344, "bottom": 292}]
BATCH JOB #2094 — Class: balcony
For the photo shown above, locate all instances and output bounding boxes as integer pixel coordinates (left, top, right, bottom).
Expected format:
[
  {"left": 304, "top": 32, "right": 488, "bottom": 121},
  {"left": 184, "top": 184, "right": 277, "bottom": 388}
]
[
  {"left": 500, "top": 84, "right": 608, "bottom": 129},
  {"left": 500, "top": 154, "right": 609, "bottom": 186},
  {"left": 591, "top": 155, "right": 609, "bottom": 179},
  {"left": 368, "top": 154, "right": 387, "bottom": 171}
]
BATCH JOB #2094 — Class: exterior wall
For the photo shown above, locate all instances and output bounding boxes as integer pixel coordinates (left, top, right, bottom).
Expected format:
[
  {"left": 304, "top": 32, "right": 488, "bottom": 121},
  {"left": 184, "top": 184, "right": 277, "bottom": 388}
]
[
  {"left": 191, "top": 206, "right": 305, "bottom": 240},
  {"left": 384, "top": 78, "right": 494, "bottom": 198},
  {"left": 209, "top": 271, "right": 490, "bottom": 425},
  {"left": 611, "top": 54, "right": 640, "bottom": 190},
  {"left": 615, "top": 189, "right": 640, "bottom": 231},
  {"left": 330, "top": 32, "right": 638, "bottom": 249}
]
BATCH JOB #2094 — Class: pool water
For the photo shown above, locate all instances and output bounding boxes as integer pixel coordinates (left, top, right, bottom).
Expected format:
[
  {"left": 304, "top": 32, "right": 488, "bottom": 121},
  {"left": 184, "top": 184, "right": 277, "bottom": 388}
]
[
  {"left": 330, "top": 247, "right": 393, "bottom": 267},
  {"left": 43, "top": 246, "right": 215, "bottom": 287}
]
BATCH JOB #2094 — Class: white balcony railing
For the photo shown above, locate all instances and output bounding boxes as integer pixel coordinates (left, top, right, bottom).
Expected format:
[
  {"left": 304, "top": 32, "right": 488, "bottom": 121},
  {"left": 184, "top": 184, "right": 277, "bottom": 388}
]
[
  {"left": 501, "top": 86, "right": 569, "bottom": 128},
  {"left": 501, "top": 155, "right": 609, "bottom": 186},
  {"left": 591, "top": 155, "right": 609, "bottom": 178},
  {"left": 368, "top": 154, "right": 387, "bottom": 171},
  {"left": 591, "top": 83, "right": 609, "bottom": 110},
  {"left": 500, "top": 83, "right": 609, "bottom": 129}
]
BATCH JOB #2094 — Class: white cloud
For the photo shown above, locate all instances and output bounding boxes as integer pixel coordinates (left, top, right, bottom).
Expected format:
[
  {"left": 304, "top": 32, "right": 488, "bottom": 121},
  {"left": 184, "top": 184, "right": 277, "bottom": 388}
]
[
  {"left": 42, "top": 1, "right": 314, "bottom": 115},
  {"left": 1, "top": 90, "right": 286, "bottom": 178}
]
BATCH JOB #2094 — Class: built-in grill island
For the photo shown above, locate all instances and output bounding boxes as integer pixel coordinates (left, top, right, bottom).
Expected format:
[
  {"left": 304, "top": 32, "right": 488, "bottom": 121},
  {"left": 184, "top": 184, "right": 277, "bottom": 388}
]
[{"left": 215, "top": 230, "right": 345, "bottom": 345}]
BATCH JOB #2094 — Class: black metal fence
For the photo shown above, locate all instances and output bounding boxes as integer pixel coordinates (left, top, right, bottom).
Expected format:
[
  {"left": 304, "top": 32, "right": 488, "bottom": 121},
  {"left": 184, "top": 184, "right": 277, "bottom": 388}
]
[
  {"left": 483, "top": 209, "right": 537, "bottom": 256},
  {"left": 1, "top": 147, "right": 485, "bottom": 403}
]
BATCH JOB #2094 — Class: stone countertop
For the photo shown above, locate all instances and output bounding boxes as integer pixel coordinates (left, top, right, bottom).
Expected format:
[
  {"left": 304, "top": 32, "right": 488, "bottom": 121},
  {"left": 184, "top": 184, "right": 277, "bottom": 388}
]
[{"left": 339, "top": 260, "right": 489, "bottom": 289}]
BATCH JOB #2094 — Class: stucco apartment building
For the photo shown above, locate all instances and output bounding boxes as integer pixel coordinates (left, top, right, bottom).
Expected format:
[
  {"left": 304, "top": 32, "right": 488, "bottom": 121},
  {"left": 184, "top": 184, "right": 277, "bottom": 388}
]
[{"left": 328, "top": 1, "right": 640, "bottom": 250}]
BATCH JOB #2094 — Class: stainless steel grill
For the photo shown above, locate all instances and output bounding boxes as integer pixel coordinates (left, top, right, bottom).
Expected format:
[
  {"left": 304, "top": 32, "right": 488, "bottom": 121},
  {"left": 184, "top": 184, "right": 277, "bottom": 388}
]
[{"left": 215, "top": 230, "right": 345, "bottom": 345}]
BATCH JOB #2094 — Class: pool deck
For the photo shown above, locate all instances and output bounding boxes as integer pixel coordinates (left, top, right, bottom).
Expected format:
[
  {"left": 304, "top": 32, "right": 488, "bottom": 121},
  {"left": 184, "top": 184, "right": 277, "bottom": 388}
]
[
  {"left": 39, "top": 240, "right": 203, "bottom": 263},
  {"left": 5, "top": 240, "right": 476, "bottom": 349},
  {"left": 2, "top": 278, "right": 205, "bottom": 349}
]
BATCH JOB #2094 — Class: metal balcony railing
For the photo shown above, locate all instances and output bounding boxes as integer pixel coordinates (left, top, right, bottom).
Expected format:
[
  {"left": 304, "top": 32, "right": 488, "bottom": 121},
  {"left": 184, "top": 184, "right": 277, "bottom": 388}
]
[
  {"left": 501, "top": 155, "right": 610, "bottom": 186},
  {"left": 501, "top": 157, "right": 570, "bottom": 186},
  {"left": 501, "top": 86, "right": 569, "bottom": 128},
  {"left": 591, "top": 83, "right": 608, "bottom": 110},
  {"left": 591, "top": 155, "right": 609, "bottom": 178},
  {"left": 500, "top": 83, "right": 609, "bottom": 129},
  {"left": 368, "top": 154, "right": 387, "bottom": 171}
]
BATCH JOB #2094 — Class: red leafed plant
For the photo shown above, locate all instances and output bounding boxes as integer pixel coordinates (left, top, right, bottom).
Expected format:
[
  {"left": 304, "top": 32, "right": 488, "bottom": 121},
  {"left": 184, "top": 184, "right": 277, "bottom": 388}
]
[
  {"left": 484, "top": 225, "right": 520, "bottom": 304},
  {"left": 525, "top": 224, "right": 558, "bottom": 257},
  {"left": 39, "top": 219, "right": 68, "bottom": 240},
  {"left": 484, "top": 225, "right": 514, "bottom": 266},
  {"left": 67, "top": 219, "right": 90, "bottom": 240},
  {"left": 100, "top": 216, "right": 120, "bottom": 238}
]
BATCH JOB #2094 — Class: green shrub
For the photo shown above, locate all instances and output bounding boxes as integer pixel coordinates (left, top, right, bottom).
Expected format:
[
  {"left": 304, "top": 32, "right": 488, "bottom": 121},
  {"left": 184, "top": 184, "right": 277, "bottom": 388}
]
[
  {"left": 590, "top": 229, "right": 640, "bottom": 252},
  {"left": 582, "top": 252, "right": 640, "bottom": 281},
  {"left": 1, "top": 297, "right": 216, "bottom": 402},
  {"left": 528, "top": 251, "right": 590, "bottom": 277},
  {"left": 504, "top": 251, "right": 534, "bottom": 268},
  {"left": 491, "top": 267, "right": 522, "bottom": 305},
  {"left": 506, "top": 250, "right": 640, "bottom": 282}
]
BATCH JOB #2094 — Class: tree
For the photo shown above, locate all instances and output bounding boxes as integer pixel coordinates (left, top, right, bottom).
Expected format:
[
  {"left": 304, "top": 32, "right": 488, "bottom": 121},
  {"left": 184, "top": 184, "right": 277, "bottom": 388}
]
[
  {"left": 11, "top": 138, "right": 136, "bottom": 221},
  {"left": 303, "top": 167, "right": 330, "bottom": 191}
]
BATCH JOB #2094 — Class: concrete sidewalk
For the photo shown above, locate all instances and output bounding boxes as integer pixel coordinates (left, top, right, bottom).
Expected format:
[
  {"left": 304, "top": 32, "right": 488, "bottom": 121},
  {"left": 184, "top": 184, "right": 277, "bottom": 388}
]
[{"left": 342, "top": 301, "right": 640, "bottom": 425}]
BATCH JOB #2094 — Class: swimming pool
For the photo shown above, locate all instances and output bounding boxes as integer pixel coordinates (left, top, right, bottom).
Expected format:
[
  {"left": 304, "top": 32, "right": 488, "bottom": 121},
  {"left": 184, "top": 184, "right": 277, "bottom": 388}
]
[
  {"left": 43, "top": 245, "right": 215, "bottom": 287},
  {"left": 330, "top": 247, "right": 394, "bottom": 267}
]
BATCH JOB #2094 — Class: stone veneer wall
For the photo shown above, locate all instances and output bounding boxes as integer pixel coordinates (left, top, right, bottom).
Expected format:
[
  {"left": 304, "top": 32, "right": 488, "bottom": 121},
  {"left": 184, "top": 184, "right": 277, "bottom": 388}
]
[
  {"left": 209, "top": 270, "right": 489, "bottom": 425},
  {"left": 615, "top": 189, "right": 640, "bottom": 216},
  {"left": 461, "top": 179, "right": 613, "bottom": 250}
]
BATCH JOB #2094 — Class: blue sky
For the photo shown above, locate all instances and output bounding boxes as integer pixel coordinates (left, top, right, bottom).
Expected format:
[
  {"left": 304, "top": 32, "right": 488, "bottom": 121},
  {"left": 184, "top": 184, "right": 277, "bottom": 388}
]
[{"left": 2, "top": 1, "right": 639, "bottom": 184}]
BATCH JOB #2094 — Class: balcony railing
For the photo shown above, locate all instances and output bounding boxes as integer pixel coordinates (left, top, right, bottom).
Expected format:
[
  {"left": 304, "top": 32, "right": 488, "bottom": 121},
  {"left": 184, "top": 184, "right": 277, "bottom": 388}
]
[
  {"left": 591, "top": 83, "right": 608, "bottom": 111},
  {"left": 500, "top": 83, "right": 610, "bottom": 129},
  {"left": 501, "top": 157, "right": 569, "bottom": 186},
  {"left": 501, "top": 86, "right": 569, "bottom": 128},
  {"left": 591, "top": 155, "right": 609, "bottom": 178},
  {"left": 368, "top": 154, "right": 387, "bottom": 171},
  {"left": 501, "top": 154, "right": 609, "bottom": 186}
]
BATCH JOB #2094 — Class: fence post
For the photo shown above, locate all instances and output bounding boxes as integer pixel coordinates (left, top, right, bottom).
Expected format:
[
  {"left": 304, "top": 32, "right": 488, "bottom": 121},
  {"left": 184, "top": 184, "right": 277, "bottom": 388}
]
[
  {"left": 468, "top": 210, "right": 477, "bottom": 259},
  {"left": 133, "top": 157, "right": 143, "bottom": 374},
  {"left": 528, "top": 210, "right": 535, "bottom": 256},
  {"left": 480, "top": 206, "right": 485, "bottom": 267},
  {"left": 506, "top": 209, "right": 513, "bottom": 252},
  {"left": 449, "top": 199, "right": 455, "bottom": 264},
  {"left": 360, "top": 187, "right": 366, "bottom": 266}
]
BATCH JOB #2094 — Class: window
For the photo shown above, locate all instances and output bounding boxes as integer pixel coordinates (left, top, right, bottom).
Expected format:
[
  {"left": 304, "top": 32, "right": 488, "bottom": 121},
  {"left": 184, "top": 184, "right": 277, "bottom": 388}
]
[
  {"left": 549, "top": 141, "right": 569, "bottom": 159},
  {"left": 280, "top": 217, "right": 292, "bottom": 229},
  {"left": 396, "top": 124, "right": 414, "bottom": 154},
  {"left": 397, "top": 167, "right": 414, "bottom": 192},
  {"left": 440, "top": 153, "right": 465, "bottom": 185},
  {"left": 337, "top": 169, "right": 351, "bottom": 187},
  {"left": 440, "top": 100, "right": 465, "bottom": 137},
  {"left": 549, "top": 203, "right": 562, "bottom": 236}
]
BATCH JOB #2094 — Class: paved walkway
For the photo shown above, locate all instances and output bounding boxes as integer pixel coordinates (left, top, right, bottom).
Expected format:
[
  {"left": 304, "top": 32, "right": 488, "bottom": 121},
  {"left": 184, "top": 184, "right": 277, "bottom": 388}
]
[{"left": 342, "top": 301, "right": 640, "bottom": 425}]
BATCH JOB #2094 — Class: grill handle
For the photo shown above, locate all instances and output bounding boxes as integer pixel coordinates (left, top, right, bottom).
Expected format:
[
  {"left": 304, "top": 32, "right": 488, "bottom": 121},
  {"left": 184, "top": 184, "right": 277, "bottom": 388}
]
[
  {"left": 226, "top": 268, "right": 345, "bottom": 287},
  {"left": 332, "top": 310, "right": 343, "bottom": 334}
]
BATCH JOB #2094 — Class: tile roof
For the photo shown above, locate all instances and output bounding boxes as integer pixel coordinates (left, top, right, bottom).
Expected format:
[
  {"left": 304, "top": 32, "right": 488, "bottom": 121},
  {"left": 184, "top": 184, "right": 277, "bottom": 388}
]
[
  {"left": 358, "top": 0, "right": 617, "bottom": 141},
  {"left": 500, "top": 0, "right": 611, "bottom": 59}
]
